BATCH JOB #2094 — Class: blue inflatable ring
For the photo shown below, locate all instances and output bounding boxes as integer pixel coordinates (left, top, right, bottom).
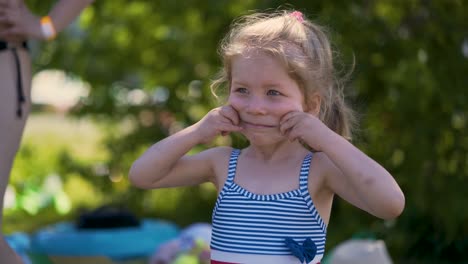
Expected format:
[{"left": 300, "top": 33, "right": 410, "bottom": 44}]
[{"left": 29, "top": 219, "right": 180, "bottom": 260}]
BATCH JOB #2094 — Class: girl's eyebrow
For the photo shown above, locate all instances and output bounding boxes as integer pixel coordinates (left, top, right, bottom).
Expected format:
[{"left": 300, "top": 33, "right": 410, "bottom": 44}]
[
  {"left": 232, "top": 79, "right": 283, "bottom": 87},
  {"left": 231, "top": 80, "right": 249, "bottom": 86},
  {"left": 262, "top": 82, "right": 283, "bottom": 89}
]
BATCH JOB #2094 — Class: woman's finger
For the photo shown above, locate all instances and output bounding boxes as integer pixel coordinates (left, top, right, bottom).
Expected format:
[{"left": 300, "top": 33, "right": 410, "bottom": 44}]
[
  {"left": 2, "top": 26, "right": 23, "bottom": 42},
  {"left": 0, "top": 13, "right": 10, "bottom": 24},
  {"left": 0, "top": 30, "right": 5, "bottom": 39}
]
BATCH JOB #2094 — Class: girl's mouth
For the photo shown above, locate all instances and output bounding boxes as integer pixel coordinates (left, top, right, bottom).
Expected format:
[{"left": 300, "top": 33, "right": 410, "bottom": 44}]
[{"left": 242, "top": 121, "right": 277, "bottom": 128}]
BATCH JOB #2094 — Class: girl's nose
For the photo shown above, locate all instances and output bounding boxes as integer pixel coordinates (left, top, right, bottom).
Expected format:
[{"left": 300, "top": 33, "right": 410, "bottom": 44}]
[{"left": 246, "top": 96, "right": 268, "bottom": 115}]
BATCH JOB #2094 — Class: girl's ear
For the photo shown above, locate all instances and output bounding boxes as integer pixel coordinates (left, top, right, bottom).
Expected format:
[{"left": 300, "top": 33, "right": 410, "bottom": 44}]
[{"left": 306, "top": 92, "right": 321, "bottom": 116}]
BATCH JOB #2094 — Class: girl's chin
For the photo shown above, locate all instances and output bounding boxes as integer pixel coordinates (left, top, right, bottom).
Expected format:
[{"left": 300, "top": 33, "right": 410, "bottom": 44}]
[{"left": 242, "top": 132, "right": 286, "bottom": 144}]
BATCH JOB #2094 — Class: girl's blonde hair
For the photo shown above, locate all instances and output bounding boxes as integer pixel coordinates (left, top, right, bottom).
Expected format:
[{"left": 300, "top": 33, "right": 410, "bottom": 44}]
[{"left": 211, "top": 10, "right": 356, "bottom": 139}]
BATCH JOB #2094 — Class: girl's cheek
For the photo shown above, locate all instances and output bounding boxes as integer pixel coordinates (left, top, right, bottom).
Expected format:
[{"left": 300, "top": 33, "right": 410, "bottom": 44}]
[
  {"left": 227, "top": 96, "right": 244, "bottom": 111},
  {"left": 290, "top": 103, "right": 304, "bottom": 112},
  {"left": 276, "top": 101, "right": 304, "bottom": 113}
]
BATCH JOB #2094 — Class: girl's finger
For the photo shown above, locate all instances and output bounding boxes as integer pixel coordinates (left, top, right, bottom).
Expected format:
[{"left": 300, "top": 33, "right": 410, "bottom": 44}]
[
  {"left": 279, "top": 115, "right": 298, "bottom": 135},
  {"left": 222, "top": 123, "right": 243, "bottom": 132},
  {"left": 220, "top": 118, "right": 236, "bottom": 127},
  {"left": 220, "top": 124, "right": 242, "bottom": 136},
  {"left": 279, "top": 121, "right": 290, "bottom": 135},
  {"left": 220, "top": 105, "right": 240, "bottom": 125},
  {"left": 217, "top": 116, "right": 240, "bottom": 127},
  {"left": 280, "top": 111, "right": 299, "bottom": 124},
  {"left": 287, "top": 129, "right": 300, "bottom": 142}
]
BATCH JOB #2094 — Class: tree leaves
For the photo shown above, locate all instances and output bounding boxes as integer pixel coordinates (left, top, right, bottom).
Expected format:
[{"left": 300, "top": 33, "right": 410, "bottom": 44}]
[{"left": 24, "top": 0, "right": 468, "bottom": 261}]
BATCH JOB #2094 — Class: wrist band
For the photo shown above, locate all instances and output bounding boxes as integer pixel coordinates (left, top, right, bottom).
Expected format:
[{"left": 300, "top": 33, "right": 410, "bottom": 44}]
[{"left": 40, "top": 16, "right": 56, "bottom": 40}]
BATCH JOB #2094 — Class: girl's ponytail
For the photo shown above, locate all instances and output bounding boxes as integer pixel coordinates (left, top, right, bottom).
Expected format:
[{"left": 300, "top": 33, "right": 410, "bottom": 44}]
[{"left": 321, "top": 81, "right": 355, "bottom": 140}]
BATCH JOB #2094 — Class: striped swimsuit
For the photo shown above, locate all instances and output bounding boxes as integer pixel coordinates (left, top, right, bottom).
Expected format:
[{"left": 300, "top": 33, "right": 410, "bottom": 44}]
[{"left": 211, "top": 149, "right": 326, "bottom": 264}]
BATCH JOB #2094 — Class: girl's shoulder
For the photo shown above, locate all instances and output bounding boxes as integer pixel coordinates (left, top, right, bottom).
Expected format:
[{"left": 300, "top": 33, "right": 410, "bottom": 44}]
[
  {"left": 205, "top": 146, "right": 238, "bottom": 169},
  {"left": 310, "top": 151, "right": 340, "bottom": 182},
  {"left": 200, "top": 146, "right": 234, "bottom": 160},
  {"left": 201, "top": 146, "right": 237, "bottom": 191},
  {"left": 307, "top": 151, "right": 337, "bottom": 225},
  {"left": 309, "top": 151, "right": 346, "bottom": 194},
  {"left": 311, "top": 151, "right": 334, "bottom": 169}
]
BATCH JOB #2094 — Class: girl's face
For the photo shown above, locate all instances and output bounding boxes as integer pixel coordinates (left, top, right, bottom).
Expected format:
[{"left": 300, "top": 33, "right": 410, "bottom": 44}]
[{"left": 228, "top": 51, "right": 306, "bottom": 144}]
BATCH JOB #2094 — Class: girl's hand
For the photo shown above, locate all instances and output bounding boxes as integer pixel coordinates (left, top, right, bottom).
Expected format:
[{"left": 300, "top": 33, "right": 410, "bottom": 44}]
[
  {"left": 279, "top": 111, "right": 333, "bottom": 151},
  {"left": 192, "top": 105, "right": 242, "bottom": 144},
  {"left": 0, "top": 0, "right": 42, "bottom": 42}
]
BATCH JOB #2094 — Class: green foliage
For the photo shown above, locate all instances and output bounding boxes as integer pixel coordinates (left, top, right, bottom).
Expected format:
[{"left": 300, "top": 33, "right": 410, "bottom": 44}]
[{"left": 12, "top": 0, "right": 468, "bottom": 262}]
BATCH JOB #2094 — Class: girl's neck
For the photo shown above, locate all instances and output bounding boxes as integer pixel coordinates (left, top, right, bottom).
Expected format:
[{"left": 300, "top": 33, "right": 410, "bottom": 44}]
[{"left": 243, "top": 140, "right": 307, "bottom": 162}]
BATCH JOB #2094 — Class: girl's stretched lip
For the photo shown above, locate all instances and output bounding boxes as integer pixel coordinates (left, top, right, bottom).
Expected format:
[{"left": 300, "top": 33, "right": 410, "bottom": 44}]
[{"left": 241, "top": 121, "right": 277, "bottom": 128}]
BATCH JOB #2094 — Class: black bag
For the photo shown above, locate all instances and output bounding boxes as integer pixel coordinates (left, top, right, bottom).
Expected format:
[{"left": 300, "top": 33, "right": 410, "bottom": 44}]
[{"left": 76, "top": 205, "right": 141, "bottom": 229}]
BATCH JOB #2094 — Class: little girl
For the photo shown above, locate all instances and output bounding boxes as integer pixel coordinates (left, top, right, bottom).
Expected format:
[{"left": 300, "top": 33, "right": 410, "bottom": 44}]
[{"left": 130, "top": 10, "right": 405, "bottom": 264}]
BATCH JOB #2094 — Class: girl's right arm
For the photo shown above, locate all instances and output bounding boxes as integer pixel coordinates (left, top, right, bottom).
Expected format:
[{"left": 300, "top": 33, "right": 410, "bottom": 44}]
[{"left": 129, "top": 105, "right": 242, "bottom": 189}]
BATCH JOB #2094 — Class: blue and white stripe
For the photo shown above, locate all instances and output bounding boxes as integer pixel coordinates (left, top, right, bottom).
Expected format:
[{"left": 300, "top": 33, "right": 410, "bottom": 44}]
[{"left": 211, "top": 149, "right": 327, "bottom": 263}]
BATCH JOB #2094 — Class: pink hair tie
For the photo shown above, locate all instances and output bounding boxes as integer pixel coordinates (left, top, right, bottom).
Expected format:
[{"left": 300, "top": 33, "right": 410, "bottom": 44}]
[{"left": 290, "top": 11, "right": 304, "bottom": 23}]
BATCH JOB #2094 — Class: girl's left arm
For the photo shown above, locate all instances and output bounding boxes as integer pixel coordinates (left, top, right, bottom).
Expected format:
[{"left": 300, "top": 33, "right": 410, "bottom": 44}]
[
  {"left": 319, "top": 132, "right": 405, "bottom": 219},
  {"left": 280, "top": 112, "right": 405, "bottom": 220}
]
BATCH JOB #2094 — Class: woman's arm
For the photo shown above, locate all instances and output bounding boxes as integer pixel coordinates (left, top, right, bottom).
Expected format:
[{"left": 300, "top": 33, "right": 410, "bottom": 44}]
[
  {"left": 0, "top": 0, "right": 94, "bottom": 41},
  {"left": 47, "top": 0, "right": 94, "bottom": 34}
]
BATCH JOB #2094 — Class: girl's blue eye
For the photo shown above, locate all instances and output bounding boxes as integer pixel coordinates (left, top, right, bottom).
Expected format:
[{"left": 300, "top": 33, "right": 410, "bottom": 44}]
[
  {"left": 235, "top": 87, "right": 248, "bottom": 94},
  {"left": 267, "top": 90, "right": 281, "bottom": 96}
]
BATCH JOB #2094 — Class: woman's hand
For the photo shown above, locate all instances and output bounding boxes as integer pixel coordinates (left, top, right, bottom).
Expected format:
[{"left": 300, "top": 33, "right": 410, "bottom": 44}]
[
  {"left": 0, "top": 0, "right": 42, "bottom": 42},
  {"left": 279, "top": 111, "right": 334, "bottom": 151},
  {"left": 191, "top": 105, "right": 243, "bottom": 144}
]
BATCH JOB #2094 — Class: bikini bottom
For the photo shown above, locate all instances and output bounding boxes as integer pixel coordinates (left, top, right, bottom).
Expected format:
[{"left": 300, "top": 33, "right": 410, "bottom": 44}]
[{"left": 0, "top": 41, "right": 28, "bottom": 118}]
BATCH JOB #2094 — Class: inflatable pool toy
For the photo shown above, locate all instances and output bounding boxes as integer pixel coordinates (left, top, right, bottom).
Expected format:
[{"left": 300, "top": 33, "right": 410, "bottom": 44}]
[{"left": 29, "top": 219, "right": 180, "bottom": 260}]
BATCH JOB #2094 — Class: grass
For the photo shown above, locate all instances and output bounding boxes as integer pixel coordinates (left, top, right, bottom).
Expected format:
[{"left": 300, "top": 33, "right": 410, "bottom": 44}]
[
  {"left": 5, "top": 112, "right": 108, "bottom": 233},
  {"left": 21, "top": 113, "right": 107, "bottom": 161}
]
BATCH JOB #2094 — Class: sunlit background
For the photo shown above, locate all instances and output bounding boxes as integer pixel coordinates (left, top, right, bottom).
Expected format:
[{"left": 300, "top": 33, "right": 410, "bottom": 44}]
[{"left": 4, "top": 1, "right": 468, "bottom": 263}]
